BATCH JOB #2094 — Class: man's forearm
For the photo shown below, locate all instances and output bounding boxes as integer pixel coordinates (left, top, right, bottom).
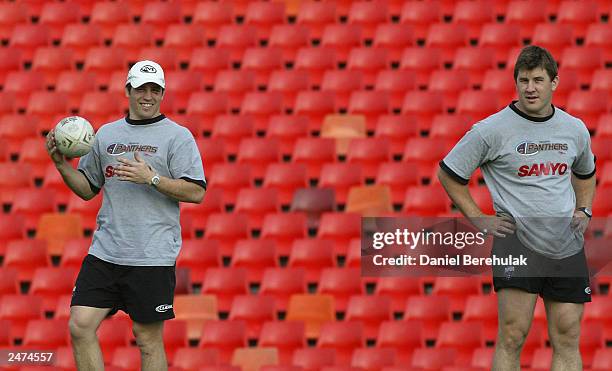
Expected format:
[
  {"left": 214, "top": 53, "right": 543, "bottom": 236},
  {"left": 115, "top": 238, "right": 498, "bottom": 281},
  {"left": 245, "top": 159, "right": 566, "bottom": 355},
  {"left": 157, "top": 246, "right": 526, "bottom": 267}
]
[
  {"left": 572, "top": 174, "right": 596, "bottom": 209},
  {"left": 56, "top": 163, "right": 97, "bottom": 200},
  {"left": 154, "top": 176, "right": 205, "bottom": 204}
]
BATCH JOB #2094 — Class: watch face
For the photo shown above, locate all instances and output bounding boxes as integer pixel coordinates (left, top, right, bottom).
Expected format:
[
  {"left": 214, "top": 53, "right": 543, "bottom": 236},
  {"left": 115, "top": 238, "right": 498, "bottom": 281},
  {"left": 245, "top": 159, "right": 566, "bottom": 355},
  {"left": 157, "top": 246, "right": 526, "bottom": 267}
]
[{"left": 152, "top": 175, "right": 160, "bottom": 185}]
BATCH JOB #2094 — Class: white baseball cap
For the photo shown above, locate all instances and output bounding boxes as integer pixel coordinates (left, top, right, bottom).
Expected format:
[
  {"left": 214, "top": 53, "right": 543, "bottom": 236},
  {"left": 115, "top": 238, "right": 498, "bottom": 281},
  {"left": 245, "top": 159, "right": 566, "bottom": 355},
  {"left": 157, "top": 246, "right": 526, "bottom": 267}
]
[{"left": 126, "top": 60, "right": 165, "bottom": 89}]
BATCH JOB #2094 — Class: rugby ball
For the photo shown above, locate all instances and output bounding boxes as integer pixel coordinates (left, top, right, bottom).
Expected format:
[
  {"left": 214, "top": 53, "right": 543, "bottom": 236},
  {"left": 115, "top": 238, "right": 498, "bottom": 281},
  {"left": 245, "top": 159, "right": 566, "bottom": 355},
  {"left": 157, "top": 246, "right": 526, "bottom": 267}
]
[{"left": 54, "top": 116, "right": 95, "bottom": 158}]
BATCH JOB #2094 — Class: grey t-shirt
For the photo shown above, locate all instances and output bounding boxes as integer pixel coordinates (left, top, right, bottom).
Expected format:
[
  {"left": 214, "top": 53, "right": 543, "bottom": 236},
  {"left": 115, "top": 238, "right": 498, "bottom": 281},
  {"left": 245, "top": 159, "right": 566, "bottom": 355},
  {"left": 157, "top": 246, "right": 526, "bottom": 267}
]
[
  {"left": 441, "top": 103, "right": 595, "bottom": 259},
  {"left": 78, "top": 115, "right": 206, "bottom": 266}
]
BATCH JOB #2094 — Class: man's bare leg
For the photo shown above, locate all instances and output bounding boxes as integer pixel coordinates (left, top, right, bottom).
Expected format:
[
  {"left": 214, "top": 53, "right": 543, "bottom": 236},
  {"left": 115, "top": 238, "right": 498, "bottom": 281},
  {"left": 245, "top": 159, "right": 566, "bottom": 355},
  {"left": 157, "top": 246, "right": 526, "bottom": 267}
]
[
  {"left": 69, "top": 306, "right": 112, "bottom": 370},
  {"left": 492, "top": 288, "right": 538, "bottom": 371},
  {"left": 132, "top": 320, "right": 168, "bottom": 371},
  {"left": 545, "top": 299, "right": 584, "bottom": 371}
]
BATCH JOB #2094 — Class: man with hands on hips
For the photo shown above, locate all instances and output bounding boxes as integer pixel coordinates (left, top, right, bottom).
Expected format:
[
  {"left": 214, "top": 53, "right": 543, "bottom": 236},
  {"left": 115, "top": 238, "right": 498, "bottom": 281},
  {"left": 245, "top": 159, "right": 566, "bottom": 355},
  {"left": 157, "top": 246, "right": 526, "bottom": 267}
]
[
  {"left": 438, "top": 46, "right": 595, "bottom": 371},
  {"left": 46, "top": 60, "right": 206, "bottom": 370}
]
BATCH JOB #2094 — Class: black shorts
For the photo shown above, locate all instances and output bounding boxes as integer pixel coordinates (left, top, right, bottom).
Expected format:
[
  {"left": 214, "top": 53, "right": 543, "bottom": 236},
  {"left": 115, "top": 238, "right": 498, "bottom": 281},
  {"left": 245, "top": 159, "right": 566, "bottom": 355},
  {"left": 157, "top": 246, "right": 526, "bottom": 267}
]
[
  {"left": 71, "top": 254, "right": 176, "bottom": 323},
  {"left": 492, "top": 235, "right": 591, "bottom": 303}
]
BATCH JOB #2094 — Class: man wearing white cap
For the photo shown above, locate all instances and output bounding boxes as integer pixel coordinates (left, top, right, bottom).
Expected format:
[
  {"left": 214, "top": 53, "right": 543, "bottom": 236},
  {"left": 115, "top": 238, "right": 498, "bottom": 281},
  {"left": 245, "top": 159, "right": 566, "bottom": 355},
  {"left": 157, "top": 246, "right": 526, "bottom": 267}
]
[{"left": 45, "top": 60, "right": 206, "bottom": 370}]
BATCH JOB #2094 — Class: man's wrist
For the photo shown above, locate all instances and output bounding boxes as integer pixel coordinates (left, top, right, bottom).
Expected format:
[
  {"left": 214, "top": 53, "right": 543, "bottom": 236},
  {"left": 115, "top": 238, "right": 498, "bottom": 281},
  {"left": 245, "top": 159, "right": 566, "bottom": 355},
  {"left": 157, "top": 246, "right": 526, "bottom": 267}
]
[{"left": 576, "top": 207, "right": 592, "bottom": 218}]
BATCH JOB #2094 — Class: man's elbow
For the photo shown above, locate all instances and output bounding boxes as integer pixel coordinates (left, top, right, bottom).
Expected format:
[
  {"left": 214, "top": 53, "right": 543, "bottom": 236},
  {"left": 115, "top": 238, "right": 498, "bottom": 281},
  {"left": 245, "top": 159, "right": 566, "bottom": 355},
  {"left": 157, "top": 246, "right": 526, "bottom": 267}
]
[{"left": 190, "top": 188, "right": 206, "bottom": 204}]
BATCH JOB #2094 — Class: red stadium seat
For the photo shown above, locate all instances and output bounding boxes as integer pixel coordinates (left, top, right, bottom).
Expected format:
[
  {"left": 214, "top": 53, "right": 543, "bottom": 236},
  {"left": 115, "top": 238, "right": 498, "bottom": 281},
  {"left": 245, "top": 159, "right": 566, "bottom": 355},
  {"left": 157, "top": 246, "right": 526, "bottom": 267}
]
[
  {"left": 351, "top": 348, "right": 396, "bottom": 371},
  {"left": 346, "top": 138, "right": 391, "bottom": 179},
  {"left": 288, "top": 239, "right": 335, "bottom": 283},
  {"left": 479, "top": 23, "right": 522, "bottom": 64},
  {"left": 506, "top": 0, "right": 547, "bottom": 40},
  {"left": 319, "top": 163, "right": 363, "bottom": 205},
  {"left": 561, "top": 46, "right": 603, "bottom": 87},
  {"left": 317, "top": 268, "right": 363, "bottom": 311},
  {"left": 202, "top": 268, "right": 248, "bottom": 313},
  {"left": 241, "top": 92, "right": 284, "bottom": 132},
  {"left": 245, "top": 1, "right": 286, "bottom": 40},
  {"left": 237, "top": 138, "right": 281, "bottom": 179},
  {"left": 0, "top": 268, "right": 18, "bottom": 296},
  {"left": 430, "top": 114, "right": 473, "bottom": 141},
  {"left": 189, "top": 48, "right": 231, "bottom": 87},
  {"left": 79, "top": 92, "right": 123, "bottom": 129},
  {"left": 31, "top": 47, "right": 75, "bottom": 88},
  {"left": 229, "top": 295, "right": 276, "bottom": 339},
  {"left": 293, "top": 348, "right": 337, "bottom": 371},
  {"left": 0, "top": 48, "right": 22, "bottom": 88},
  {"left": 321, "top": 24, "right": 362, "bottom": 62},
  {"left": 36, "top": 213, "right": 84, "bottom": 256},
  {"left": 0, "top": 2, "right": 28, "bottom": 40},
  {"left": 290, "top": 188, "right": 336, "bottom": 229},
  {"left": 263, "top": 163, "right": 309, "bottom": 205},
  {"left": 187, "top": 92, "right": 229, "bottom": 133},
  {"left": 96, "top": 318, "right": 131, "bottom": 364},
  {"left": 3, "top": 71, "right": 45, "bottom": 112},
  {"left": 376, "top": 321, "right": 423, "bottom": 365},
  {"left": 292, "top": 138, "right": 336, "bottom": 179},
  {"left": 428, "top": 70, "right": 470, "bottom": 111},
  {"left": 591, "top": 70, "right": 612, "bottom": 103},
  {"left": 138, "top": 47, "right": 178, "bottom": 72},
  {"left": 585, "top": 23, "right": 612, "bottom": 64},
  {"left": 579, "top": 322, "right": 605, "bottom": 368},
  {"left": 23, "top": 318, "right": 69, "bottom": 347},
  {"left": 296, "top": 1, "right": 337, "bottom": 40},
  {"left": 374, "top": 115, "right": 418, "bottom": 156},
  {"left": 426, "top": 23, "right": 469, "bottom": 64},
  {"left": 30, "top": 267, "right": 77, "bottom": 312},
  {"left": 173, "top": 348, "right": 220, "bottom": 371},
  {"left": 373, "top": 24, "right": 414, "bottom": 63},
  {"left": 375, "top": 162, "right": 420, "bottom": 204},
  {"left": 259, "top": 321, "right": 306, "bottom": 365},
  {"left": 260, "top": 268, "right": 307, "bottom": 312},
  {"left": 457, "top": 90, "right": 501, "bottom": 121},
  {"left": 217, "top": 25, "right": 259, "bottom": 63},
  {"left": 471, "top": 347, "right": 495, "bottom": 370},
  {"left": 231, "top": 239, "right": 278, "bottom": 282},
  {"left": 347, "top": 92, "right": 390, "bottom": 132},
  {"left": 192, "top": 1, "right": 234, "bottom": 40},
  {"left": 242, "top": 48, "right": 284, "bottom": 87},
  {"left": 204, "top": 213, "right": 249, "bottom": 256},
  {"left": 346, "top": 296, "right": 392, "bottom": 340},
  {"left": 401, "top": 91, "right": 445, "bottom": 131},
  {"left": 436, "top": 322, "right": 484, "bottom": 366},
  {"left": 557, "top": 0, "right": 598, "bottom": 39},
  {"left": 0, "top": 162, "right": 34, "bottom": 205},
  {"left": 411, "top": 348, "right": 457, "bottom": 370},
  {"left": 211, "top": 115, "right": 255, "bottom": 155},
  {"left": 566, "top": 90, "right": 608, "bottom": 131},
  {"left": 176, "top": 239, "right": 220, "bottom": 284},
  {"left": 141, "top": 1, "right": 182, "bottom": 41},
  {"left": 482, "top": 69, "right": 517, "bottom": 104},
  {"left": 321, "top": 70, "right": 364, "bottom": 110},
  {"left": 235, "top": 188, "right": 280, "bottom": 230},
  {"left": 174, "top": 294, "right": 219, "bottom": 340},
  {"left": 83, "top": 47, "right": 126, "bottom": 88},
  {"left": 347, "top": 48, "right": 389, "bottom": 87},
  {"left": 266, "top": 115, "right": 310, "bottom": 155},
  {"left": 453, "top": 47, "right": 496, "bottom": 88},
  {"left": 0, "top": 214, "right": 26, "bottom": 256},
  {"left": 403, "top": 138, "right": 454, "bottom": 179},
  {"left": 164, "top": 24, "right": 206, "bottom": 64},
  {"left": 404, "top": 296, "right": 452, "bottom": 340},
  {"left": 164, "top": 70, "right": 204, "bottom": 112},
  {"left": 286, "top": 293, "right": 336, "bottom": 338},
  {"left": 294, "top": 48, "right": 337, "bottom": 87},
  {"left": 268, "top": 71, "right": 311, "bottom": 110},
  {"left": 531, "top": 24, "right": 574, "bottom": 59},
  {"left": 0, "top": 294, "right": 43, "bottom": 342},
  {"left": 60, "top": 238, "right": 91, "bottom": 268},
  {"left": 317, "top": 212, "right": 361, "bottom": 256},
  {"left": 39, "top": 2, "right": 81, "bottom": 40},
  {"left": 4, "top": 239, "right": 49, "bottom": 282},
  {"left": 553, "top": 68, "right": 580, "bottom": 110},
  {"left": 294, "top": 91, "right": 337, "bottom": 132},
  {"left": 269, "top": 25, "right": 311, "bottom": 63},
  {"left": 9, "top": 24, "right": 50, "bottom": 62},
  {"left": 90, "top": 2, "right": 131, "bottom": 40},
  {"left": 400, "top": 2, "right": 443, "bottom": 40},
  {"left": 261, "top": 213, "right": 308, "bottom": 256},
  {"left": 18, "top": 138, "right": 53, "bottom": 181},
  {"left": 433, "top": 277, "right": 482, "bottom": 314},
  {"left": 452, "top": 1, "right": 494, "bottom": 39},
  {"left": 181, "top": 186, "right": 224, "bottom": 235},
  {"left": 348, "top": 1, "right": 388, "bottom": 39},
  {"left": 56, "top": 71, "right": 98, "bottom": 111},
  {"left": 374, "top": 70, "right": 416, "bottom": 111},
  {"left": 12, "top": 188, "right": 57, "bottom": 231},
  {"left": 111, "top": 346, "right": 141, "bottom": 371},
  {"left": 592, "top": 348, "right": 612, "bottom": 370},
  {"left": 318, "top": 321, "right": 364, "bottom": 365},
  {"left": 200, "top": 320, "right": 248, "bottom": 363},
  {"left": 60, "top": 24, "right": 102, "bottom": 63}
]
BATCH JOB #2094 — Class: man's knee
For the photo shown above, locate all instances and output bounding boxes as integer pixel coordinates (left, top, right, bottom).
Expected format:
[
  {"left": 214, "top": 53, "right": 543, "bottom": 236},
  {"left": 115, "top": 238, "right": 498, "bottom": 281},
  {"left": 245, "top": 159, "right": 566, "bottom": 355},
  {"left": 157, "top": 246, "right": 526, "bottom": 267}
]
[
  {"left": 69, "top": 314, "right": 98, "bottom": 340},
  {"left": 132, "top": 322, "right": 164, "bottom": 350},
  {"left": 549, "top": 318, "right": 581, "bottom": 351},
  {"left": 498, "top": 319, "right": 531, "bottom": 352}
]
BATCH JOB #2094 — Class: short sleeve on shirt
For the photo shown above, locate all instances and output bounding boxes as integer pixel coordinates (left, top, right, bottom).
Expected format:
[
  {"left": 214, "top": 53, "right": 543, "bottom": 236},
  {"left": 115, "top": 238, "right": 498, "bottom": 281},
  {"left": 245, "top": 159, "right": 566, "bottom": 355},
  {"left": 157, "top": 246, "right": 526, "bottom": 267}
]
[
  {"left": 441, "top": 125, "right": 494, "bottom": 184},
  {"left": 77, "top": 139, "right": 104, "bottom": 191},
  {"left": 168, "top": 132, "right": 206, "bottom": 187},
  {"left": 572, "top": 126, "right": 596, "bottom": 179}
]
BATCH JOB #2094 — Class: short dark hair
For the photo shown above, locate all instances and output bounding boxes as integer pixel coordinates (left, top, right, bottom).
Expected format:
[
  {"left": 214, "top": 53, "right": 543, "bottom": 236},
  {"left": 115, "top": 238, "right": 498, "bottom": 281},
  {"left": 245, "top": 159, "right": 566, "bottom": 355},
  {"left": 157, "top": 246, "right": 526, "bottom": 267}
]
[{"left": 513, "top": 45, "right": 558, "bottom": 81}]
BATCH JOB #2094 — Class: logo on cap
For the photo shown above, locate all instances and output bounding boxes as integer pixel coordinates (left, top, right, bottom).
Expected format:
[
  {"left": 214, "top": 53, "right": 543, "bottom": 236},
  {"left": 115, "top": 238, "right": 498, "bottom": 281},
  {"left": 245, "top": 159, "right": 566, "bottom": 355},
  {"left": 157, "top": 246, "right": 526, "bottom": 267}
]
[{"left": 140, "top": 65, "right": 157, "bottom": 73}]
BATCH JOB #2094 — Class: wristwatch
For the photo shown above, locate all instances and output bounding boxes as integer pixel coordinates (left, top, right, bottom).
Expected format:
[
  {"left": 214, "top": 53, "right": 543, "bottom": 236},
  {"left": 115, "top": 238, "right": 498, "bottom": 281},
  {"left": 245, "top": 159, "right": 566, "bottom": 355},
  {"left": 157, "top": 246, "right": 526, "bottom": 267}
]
[
  {"left": 150, "top": 174, "right": 161, "bottom": 187},
  {"left": 577, "top": 207, "right": 592, "bottom": 218}
]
